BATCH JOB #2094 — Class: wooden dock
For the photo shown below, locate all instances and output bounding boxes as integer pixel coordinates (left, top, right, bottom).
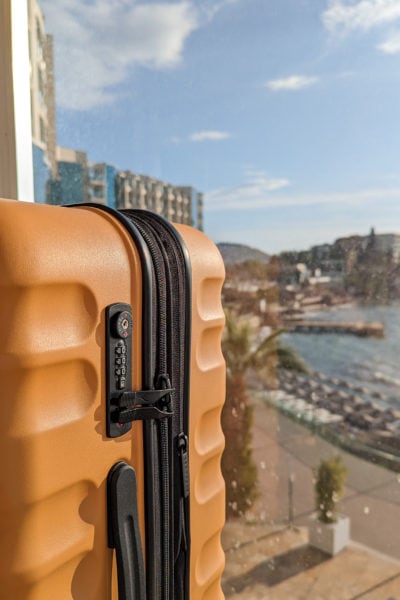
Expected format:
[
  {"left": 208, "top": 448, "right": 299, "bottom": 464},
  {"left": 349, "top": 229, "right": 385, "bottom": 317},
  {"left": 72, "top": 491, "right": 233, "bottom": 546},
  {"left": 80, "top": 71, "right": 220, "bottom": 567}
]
[{"left": 283, "top": 320, "right": 384, "bottom": 338}]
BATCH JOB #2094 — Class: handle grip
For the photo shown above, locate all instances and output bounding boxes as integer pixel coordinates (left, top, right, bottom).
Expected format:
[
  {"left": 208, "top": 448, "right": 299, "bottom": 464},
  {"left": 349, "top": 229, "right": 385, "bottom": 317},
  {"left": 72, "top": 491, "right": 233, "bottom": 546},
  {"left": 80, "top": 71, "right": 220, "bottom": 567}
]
[{"left": 108, "top": 462, "right": 146, "bottom": 600}]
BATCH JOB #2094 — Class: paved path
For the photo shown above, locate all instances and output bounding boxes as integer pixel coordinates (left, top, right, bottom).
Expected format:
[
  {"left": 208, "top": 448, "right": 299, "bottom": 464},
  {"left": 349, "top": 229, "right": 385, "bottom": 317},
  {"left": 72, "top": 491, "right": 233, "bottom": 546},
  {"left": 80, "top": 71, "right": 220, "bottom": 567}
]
[{"left": 221, "top": 397, "right": 400, "bottom": 598}]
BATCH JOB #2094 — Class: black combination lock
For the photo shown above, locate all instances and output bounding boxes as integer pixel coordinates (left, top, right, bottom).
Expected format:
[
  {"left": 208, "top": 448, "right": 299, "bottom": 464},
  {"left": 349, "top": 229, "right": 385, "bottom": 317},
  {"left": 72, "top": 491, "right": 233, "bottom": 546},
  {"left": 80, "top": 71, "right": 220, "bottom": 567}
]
[{"left": 106, "top": 303, "right": 134, "bottom": 438}]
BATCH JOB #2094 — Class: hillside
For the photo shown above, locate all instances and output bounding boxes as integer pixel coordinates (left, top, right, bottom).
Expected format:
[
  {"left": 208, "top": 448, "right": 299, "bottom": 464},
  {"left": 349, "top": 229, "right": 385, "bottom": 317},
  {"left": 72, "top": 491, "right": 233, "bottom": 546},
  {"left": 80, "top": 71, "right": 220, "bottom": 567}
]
[{"left": 217, "top": 242, "right": 270, "bottom": 265}]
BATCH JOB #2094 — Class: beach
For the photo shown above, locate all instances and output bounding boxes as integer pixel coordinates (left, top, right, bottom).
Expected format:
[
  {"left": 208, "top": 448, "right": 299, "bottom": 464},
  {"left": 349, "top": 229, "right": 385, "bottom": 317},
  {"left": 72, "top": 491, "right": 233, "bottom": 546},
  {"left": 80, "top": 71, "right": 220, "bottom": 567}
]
[{"left": 269, "top": 368, "right": 400, "bottom": 469}]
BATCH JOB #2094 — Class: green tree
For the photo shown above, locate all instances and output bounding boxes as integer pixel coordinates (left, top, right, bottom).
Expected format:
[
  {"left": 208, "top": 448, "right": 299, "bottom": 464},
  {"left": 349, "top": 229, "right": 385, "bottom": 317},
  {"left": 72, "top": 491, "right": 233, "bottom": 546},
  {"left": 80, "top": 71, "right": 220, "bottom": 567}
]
[
  {"left": 221, "top": 314, "right": 279, "bottom": 517},
  {"left": 221, "top": 314, "right": 306, "bottom": 518},
  {"left": 276, "top": 343, "right": 308, "bottom": 372},
  {"left": 344, "top": 227, "right": 396, "bottom": 302}
]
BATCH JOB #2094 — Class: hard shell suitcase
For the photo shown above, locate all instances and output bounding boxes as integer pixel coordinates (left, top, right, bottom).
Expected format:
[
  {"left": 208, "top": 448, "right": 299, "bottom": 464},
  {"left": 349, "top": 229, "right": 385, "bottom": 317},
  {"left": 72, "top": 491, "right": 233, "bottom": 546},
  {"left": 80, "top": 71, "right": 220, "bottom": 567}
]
[{"left": 0, "top": 198, "right": 225, "bottom": 599}]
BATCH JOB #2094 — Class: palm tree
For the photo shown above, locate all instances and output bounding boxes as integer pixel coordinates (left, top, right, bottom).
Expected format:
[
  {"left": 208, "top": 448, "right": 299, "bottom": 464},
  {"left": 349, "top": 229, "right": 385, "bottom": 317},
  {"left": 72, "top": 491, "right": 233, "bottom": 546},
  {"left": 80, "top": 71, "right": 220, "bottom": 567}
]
[
  {"left": 222, "top": 312, "right": 307, "bottom": 518},
  {"left": 221, "top": 313, "right": 280, "bottom": 518}
]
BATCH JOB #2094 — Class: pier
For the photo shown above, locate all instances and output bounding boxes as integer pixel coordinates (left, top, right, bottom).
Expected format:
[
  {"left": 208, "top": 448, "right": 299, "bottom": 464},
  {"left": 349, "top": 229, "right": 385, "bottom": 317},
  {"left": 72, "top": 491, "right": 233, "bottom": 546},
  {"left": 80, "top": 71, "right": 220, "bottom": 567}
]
[{"left": 283, "top": 319, "right": 384, "bottom": 338}]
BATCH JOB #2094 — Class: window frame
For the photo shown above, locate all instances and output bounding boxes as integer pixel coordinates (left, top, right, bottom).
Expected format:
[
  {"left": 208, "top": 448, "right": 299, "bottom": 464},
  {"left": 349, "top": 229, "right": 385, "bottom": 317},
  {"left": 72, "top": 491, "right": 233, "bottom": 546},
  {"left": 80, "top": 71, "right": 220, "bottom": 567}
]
[{"left": 0, "top": 0, "right": 34, "bottom": 201}]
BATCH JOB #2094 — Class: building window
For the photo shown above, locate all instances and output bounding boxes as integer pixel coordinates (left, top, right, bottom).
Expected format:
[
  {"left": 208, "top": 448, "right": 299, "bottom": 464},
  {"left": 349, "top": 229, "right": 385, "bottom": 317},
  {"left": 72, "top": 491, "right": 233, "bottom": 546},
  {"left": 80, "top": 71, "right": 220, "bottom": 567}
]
[
  {"left": 91, "top": 165, "right": 105, "bottom": 181},
  {"left": 35, "top": 17, "right": 42, "bottom": 48},
  {"left": 37, "top": 66, "right": 45, "bottom": 103},
  {"left": 39, "top": 117, "right": 46, "bottom": 144}
]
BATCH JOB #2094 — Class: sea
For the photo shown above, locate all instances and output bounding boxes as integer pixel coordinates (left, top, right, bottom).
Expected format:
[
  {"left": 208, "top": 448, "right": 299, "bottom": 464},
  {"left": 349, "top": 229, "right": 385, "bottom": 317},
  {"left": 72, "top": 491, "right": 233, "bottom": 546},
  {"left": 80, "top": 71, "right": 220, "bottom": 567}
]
[{"left": 281, "top": 304, "right": 400, "bottom": 408}]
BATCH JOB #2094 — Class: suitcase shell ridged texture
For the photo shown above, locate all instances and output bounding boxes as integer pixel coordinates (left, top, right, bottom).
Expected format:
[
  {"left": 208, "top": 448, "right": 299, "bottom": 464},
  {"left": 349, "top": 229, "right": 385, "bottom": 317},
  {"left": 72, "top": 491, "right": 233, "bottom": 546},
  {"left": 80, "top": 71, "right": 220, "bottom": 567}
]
[
  {"left": 175, "top": 225, "right": 226, "bottom": 600},
  {"left": 0, "top": 199, "right": 226, "bottom": 599}
]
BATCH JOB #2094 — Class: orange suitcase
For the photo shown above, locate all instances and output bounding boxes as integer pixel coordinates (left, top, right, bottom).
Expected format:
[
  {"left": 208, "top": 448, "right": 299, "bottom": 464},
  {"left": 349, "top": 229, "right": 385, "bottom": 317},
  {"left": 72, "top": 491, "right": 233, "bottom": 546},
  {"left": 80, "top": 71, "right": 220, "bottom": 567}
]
[{"left": 0, "top": 199, "right": 225, "bottom": 599}]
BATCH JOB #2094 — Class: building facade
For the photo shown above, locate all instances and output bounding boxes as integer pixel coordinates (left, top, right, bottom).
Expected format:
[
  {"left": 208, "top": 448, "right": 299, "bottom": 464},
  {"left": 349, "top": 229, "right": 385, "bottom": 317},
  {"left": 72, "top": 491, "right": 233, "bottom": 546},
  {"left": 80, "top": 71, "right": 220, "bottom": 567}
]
[
  {"left": 177, "top": 186, "right": 204, "bottom": 230},
  {"left": 28, "top": 0, "right": 56, "bottom": 203},
  {"left": 51, "top": 151, "right": 118, "bottom": 207},
  {"left": 369, "top": 233, "right": 400, "bottom": 263},
  {"left": 88, "top": 163, "right": 117, "bottom": 207},
  {"left": 116, "top": 171, "right": 203, "bottom": 228},
  {"left": 52, "top": 146, "right": 89, "bottom": 205}
]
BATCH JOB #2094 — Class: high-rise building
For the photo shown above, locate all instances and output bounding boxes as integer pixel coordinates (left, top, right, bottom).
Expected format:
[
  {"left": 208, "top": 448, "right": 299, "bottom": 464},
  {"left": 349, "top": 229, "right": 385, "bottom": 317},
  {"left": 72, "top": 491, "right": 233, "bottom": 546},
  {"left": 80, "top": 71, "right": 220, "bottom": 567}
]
[{"left": 28, "top": 0, "right": 56, "bottom": 203}]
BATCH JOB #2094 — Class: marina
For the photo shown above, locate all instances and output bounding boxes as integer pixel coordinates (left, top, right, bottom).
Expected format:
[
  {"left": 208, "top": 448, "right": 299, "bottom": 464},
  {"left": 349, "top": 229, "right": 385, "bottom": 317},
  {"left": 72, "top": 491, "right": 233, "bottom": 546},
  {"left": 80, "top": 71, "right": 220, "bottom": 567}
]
[{"left": 282, "top": 319, "right": 385, "bottom": 338}]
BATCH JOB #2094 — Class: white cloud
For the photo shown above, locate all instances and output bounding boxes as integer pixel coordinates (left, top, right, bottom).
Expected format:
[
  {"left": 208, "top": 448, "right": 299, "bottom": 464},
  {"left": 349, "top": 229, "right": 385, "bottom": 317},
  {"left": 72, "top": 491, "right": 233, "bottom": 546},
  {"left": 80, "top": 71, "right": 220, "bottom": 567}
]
[
  {"left": 265, "top": 75, "right": 319, "bottom": 92},
  {"left": 41, "top": 0, "right": 198, "bottom": 110},
  {"left": 41, "top": 0, "right": 239, "bottom": 111},
  {"left": 378, "top": 32, "right": 400, "bottom": 52},
  {"left": 190, "top": 130, "right": 231, "bottom": 142},
  {"left": 205, "top": 171, "right": 291, "bottom": 210},
  {"left": 322, "top": 0, "right": 400, "bottom": 34},
  {"left": 202, "top": 0, "right": 241, "bottom": 20},
  {"left": 205, "top": 176, "right": 400, "bottom": 211}
]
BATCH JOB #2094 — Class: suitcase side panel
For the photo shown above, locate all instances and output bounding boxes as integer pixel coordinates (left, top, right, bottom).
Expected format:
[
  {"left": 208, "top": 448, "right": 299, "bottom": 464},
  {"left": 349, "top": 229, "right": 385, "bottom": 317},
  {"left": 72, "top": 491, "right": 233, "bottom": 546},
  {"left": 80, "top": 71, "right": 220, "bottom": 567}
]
[
  {"left": 0, "top": 200, "right": 145, "bottom": 598},
  {"left": 175, "top": 224, "right": 226, "bottom": 600}
]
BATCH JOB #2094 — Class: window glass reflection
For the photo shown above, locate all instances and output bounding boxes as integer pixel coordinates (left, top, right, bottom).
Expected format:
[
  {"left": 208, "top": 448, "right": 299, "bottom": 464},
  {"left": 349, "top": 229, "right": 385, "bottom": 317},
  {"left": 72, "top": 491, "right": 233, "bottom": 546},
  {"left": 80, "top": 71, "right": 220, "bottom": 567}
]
[{"left": 29, "top": 0, "right": 400, "bottom": 597}]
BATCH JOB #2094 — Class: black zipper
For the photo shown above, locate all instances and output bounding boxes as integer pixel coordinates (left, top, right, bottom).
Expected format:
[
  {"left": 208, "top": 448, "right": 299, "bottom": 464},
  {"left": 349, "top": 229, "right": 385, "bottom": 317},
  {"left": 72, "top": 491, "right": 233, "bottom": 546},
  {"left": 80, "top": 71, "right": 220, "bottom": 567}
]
[
  {"left": 123, "top": 214, "right": 174, "bottom": 600},
  {"left": 123, "top": 211, "right": 191, "bottom": 600}
]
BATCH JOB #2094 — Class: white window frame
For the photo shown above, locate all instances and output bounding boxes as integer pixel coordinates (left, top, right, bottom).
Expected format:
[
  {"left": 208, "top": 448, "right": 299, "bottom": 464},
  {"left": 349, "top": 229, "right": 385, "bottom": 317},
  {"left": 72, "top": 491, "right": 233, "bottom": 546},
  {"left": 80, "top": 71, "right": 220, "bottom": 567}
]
[{"left": 0, "top": 0, "right": 34, "bottom": 201}]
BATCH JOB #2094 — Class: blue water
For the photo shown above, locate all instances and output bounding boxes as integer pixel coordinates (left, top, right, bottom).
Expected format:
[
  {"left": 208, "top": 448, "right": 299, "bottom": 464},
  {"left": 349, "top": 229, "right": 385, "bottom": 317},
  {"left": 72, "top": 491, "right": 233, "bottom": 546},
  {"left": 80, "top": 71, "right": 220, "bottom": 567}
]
[{"left": 282, "top": 305, "right": 400, "bottom": 405}]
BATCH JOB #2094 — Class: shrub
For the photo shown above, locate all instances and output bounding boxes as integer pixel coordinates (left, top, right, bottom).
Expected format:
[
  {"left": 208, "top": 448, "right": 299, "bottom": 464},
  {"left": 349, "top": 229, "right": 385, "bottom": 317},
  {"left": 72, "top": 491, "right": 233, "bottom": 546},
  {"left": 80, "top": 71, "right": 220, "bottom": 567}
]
[{"left": 315, "top": 455, "right": 347, "bottom": 524}]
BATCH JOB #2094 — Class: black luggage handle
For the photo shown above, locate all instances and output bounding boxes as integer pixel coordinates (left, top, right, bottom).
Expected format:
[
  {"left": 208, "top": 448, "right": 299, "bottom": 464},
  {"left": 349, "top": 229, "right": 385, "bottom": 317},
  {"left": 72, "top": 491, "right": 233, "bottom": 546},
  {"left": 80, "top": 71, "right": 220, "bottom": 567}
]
[{"left": 107, "top": 462, "right": 146, "bottom": 600}]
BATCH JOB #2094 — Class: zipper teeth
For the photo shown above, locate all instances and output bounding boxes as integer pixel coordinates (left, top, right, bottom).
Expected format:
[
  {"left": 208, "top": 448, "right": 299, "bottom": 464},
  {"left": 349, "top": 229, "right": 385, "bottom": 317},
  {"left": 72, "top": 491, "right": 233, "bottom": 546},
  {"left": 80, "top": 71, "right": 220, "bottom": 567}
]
[
  {"left": 133, "top": 215, "right": 190, "bottom": 600},
  {"left": 124, "top": 212, "right": 172, "bottom": 600},
  {"left": 165, "top": 234, "right": 186, "bottom": 433},
  {"left": 123, "top": 209, "right": 190, "bottom": 599},
  {"left": 159, "top": 418, "right": 171, "bottom": 597},
  {"left": 132, "top": 217, "right": 168, "bottom": 374},
  {"left": 138, "top": 217, "right": 187, "bottom": 432}
]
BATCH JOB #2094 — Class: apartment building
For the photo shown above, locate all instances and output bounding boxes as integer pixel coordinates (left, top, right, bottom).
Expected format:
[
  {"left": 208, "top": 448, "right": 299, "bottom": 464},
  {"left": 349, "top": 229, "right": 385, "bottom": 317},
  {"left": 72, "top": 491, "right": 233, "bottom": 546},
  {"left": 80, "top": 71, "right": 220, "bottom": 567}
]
[
  {"left": 28, "top": 0, "right": 56, "bottom": 203},
  {"left": 88, "top": 163, "right": 118, "bottom": 207},
  {"left": 50, "top": 151, "right": 118, "bottom": 207},
  {"left": 51, "top": 157, "right": 204, "bottom": 226},
  {"left": 177, "top": 186, "right": 204, "bottom": 231},
  {"left": 116, "top": 171, "right": 203, "bottom": 228}
]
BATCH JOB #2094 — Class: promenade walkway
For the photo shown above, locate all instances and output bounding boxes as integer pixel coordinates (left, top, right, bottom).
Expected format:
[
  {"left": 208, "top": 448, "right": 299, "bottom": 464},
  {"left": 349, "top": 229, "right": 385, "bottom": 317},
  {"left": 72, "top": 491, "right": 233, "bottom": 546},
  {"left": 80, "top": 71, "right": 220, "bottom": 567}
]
[{"left": 221, "top": 397, "right": 400, "bottom": 598}]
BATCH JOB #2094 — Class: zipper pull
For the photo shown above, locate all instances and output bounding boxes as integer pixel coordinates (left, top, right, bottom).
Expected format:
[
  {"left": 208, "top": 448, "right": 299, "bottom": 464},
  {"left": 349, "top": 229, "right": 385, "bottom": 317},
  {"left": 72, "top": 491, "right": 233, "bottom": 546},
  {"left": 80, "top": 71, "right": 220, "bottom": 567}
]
[{"left": 177, "top": 433, "right": 190, "bottom": 499}]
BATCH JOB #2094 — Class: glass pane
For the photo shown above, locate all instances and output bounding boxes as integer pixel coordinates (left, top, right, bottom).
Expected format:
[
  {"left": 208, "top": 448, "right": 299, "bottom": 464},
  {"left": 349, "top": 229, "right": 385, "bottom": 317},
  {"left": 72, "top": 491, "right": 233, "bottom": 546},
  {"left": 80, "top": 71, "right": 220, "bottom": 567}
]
[{"left": 29, "top": 0, "right": 400, "bottom": 597}]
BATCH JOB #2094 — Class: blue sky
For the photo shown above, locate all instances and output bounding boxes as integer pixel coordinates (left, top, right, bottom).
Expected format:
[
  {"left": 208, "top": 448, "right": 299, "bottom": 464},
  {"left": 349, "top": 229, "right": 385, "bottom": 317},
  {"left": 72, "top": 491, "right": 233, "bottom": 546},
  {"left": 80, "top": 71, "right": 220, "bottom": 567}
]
[{"left": 41, "top": 0, "right": 400, "bottom": 253}]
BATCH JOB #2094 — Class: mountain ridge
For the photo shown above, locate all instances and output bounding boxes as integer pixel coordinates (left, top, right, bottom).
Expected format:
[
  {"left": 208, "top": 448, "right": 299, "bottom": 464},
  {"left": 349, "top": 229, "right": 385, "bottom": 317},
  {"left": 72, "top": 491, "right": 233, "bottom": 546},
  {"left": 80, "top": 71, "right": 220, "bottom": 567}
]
[{"left": 217, "top": 242, "right": 270, "bottom": 265}]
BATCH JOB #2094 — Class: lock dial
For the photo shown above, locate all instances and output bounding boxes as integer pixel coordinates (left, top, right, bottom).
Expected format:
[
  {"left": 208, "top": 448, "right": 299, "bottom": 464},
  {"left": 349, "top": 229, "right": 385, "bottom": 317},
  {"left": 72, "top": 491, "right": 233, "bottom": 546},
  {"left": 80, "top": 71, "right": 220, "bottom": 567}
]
[{"left": 106, "top": 303, "right": 134, "bottom": 438}]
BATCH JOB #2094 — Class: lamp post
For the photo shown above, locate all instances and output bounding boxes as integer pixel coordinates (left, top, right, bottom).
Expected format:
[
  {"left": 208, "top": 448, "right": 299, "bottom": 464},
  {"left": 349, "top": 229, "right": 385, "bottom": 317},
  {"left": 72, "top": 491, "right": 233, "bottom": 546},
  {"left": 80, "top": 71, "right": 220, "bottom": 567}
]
[{"left": 288, "top": 472, "right": 295, "bottom": 528}]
